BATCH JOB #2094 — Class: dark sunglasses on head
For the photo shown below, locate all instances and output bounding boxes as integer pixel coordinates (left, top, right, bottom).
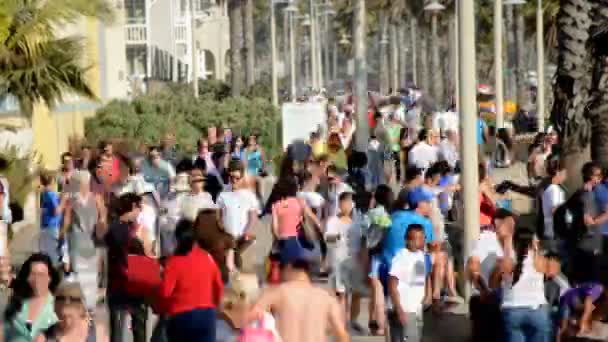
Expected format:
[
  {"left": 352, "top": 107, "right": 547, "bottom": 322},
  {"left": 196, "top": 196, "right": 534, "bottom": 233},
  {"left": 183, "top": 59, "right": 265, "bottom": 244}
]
[{"left": 56, "top": 295, "right": 82, "bottom": 303}]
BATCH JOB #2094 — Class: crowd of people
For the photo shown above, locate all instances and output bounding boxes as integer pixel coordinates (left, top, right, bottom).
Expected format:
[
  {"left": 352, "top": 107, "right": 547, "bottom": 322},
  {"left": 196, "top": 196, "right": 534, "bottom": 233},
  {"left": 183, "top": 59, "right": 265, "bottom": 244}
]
[{"left": 0, "top": 87, "right": 605, "bottom": 342}]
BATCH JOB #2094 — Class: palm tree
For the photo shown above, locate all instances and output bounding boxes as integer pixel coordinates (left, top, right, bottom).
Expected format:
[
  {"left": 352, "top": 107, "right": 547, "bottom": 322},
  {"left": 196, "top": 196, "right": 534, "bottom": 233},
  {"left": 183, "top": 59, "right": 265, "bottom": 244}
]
[
  {"left": 242, "top": 0, "right": 255, "bottom": 87},
  {"left": 0, "top": 0, "right": 113, "bottom": 121},
  {"left": 551, "top": 0, "right": 593, "bottom": 171},
  {"left": 228, "top": 0, "right": 243, "bottom": 96}
]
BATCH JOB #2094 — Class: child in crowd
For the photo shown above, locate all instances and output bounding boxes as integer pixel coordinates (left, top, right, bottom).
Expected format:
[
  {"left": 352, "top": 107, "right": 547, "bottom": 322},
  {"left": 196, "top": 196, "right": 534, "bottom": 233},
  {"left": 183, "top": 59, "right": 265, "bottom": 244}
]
[
  {"left": 387, "top": 224, "right": 427, "bottom": 342},
  {"left": 216, "top": 273, "right": 281, "bottom": 341},
  {"left": 325, "top": 192, "right": 366, "bottom": 332},
  {"left": 39, "top": 172, "right": 65, "bottom": 266},
  {"left": 544, "top": 252, "right": 571, "bottom": 340},
  {"left": 558, "top": 283, "right": 607, "bottom": 341}
]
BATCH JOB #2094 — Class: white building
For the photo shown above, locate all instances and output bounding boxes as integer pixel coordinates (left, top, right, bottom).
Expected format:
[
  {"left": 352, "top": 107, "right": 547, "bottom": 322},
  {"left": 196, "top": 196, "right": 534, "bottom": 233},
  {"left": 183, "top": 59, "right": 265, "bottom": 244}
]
[{"left": 124, "top": 0, "right": 230, "bottom": 84}]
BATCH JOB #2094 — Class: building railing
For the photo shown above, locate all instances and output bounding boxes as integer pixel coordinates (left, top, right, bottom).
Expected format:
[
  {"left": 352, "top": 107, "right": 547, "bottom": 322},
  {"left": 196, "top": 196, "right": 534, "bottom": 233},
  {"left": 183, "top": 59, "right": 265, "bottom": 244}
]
[
  {"left": 175, "top": 24, "right": 187, "bottom": 43},
  {"left": 125, "top": 23, "right": 148, "bottom": 44}
]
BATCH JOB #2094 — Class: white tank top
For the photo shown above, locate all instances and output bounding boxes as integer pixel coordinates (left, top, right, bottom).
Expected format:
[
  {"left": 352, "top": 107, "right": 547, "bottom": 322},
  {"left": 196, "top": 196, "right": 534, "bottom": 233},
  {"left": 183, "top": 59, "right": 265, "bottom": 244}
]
[{"left": 501, "top": 252, "right": 547, "bottom": 309}]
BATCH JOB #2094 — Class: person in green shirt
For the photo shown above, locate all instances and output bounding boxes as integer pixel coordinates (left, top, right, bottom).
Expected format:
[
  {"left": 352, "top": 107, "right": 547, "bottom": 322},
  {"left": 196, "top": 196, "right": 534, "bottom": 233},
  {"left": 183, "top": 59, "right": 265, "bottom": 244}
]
[
  {"left": 386, "top": 113, "right": 404, "bottom": 183},
  {"left": 4, "top": 254, "right": 60, "bottom": 342}
]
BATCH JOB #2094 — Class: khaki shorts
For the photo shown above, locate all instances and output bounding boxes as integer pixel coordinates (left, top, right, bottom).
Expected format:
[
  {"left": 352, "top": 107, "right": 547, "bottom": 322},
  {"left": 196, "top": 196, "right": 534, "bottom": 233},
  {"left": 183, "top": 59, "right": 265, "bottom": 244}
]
[{"left": 330, "top": 257, "right": 368, "bottom": 295}]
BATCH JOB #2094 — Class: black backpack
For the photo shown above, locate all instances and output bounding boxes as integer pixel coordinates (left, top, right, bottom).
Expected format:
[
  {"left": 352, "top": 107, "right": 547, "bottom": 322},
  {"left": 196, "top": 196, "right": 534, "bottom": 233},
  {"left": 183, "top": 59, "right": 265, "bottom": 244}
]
[{"left": 553, "top": 188, "right": 585, "bottom": 240}]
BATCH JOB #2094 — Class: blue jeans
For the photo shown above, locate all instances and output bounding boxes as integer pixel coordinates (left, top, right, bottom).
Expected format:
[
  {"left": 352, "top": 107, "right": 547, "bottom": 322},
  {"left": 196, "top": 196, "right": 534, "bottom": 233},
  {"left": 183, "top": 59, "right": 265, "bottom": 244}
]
[
  {"left": 502, "top": 306, "right": 551, "bottom": 342},
  {"left": 167, "top": 308, "right": 216, "bottom": 342}
]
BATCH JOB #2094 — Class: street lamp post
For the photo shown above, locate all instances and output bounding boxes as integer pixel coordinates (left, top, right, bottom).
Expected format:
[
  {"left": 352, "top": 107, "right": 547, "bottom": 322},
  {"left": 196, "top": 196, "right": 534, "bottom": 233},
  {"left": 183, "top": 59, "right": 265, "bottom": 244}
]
[
  {"left": 190, "top": 0, "right": 199, "bottom": 98},
  {"left": 285, "top": 3, "right": 298, "bottom": 100},
  {"left": 309, "top": 0, "right": 318, "bottom": 89},
  {"left": 270, "top": 0, "right": 290, "bottom": 107},
  {"left": 458, "top": 0, "right": 479, "bottom": 300},
  {"left": 425, "top": 1, "right": 446, "bottom": 106},
  {"left": 494, "top": 0, "right": 504, "bottom": 128},
  {"left": 353, "top": 0, "right": 368, "bottom": 151},
  {"left": 536, "top": 0, "right": 545, "bottom": 131}
]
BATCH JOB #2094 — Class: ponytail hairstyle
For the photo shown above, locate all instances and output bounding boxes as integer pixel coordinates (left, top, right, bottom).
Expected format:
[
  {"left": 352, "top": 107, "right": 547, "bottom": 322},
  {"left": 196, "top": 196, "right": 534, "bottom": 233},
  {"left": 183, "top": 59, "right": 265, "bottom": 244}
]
[{"left": 511, "top": 227, "right": 536, "bottom": 286}]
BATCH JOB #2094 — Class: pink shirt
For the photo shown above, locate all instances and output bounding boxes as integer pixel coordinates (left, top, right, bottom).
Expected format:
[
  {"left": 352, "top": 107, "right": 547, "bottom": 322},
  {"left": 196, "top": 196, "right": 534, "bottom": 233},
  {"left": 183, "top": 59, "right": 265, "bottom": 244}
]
[{"left": 272, "top": 197, "right": 302, "bottom": 239}]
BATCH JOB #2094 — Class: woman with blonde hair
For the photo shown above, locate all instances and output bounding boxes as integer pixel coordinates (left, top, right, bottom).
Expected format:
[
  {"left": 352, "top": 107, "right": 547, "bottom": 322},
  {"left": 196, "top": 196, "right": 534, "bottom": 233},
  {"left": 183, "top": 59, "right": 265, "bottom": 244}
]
[
  {"left": 216, "top": 273, "right": 281, "bottom": 341},
  {"left": 35, "top": 282, "right": 95, "bottom": 342},
  {"left": 61, "top": 170, "right": 107, "bottom": 312}
]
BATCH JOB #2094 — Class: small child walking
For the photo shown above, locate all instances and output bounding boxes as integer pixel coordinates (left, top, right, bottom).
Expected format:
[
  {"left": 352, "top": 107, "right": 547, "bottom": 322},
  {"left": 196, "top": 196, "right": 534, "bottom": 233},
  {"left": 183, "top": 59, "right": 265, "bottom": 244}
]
[
  {"left": 39, "top": 172, "right": 66, "bottom": 266},
  {"left": 387, "top": 223, "right": 427, "bottom": 342}
]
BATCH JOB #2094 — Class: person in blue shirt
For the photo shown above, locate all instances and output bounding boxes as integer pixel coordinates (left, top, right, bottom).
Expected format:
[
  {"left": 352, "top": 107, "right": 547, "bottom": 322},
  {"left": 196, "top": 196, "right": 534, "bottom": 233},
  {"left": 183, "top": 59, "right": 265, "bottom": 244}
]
[
  {"left": 382, "top": 187, "right": 435, "bottom": 270},
  {"left": 39, "top": 172, "right": 66, "bottom": 266}
]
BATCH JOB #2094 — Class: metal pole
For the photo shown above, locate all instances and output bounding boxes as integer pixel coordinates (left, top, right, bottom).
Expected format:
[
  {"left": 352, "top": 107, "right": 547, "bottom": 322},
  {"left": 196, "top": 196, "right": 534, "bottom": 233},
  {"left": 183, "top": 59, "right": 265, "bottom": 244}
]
[
  {"left": 431, "top": 13, "right": 441, "bottom": 104},
  {"left": 536, "top": 0, "right": 544, "bottom": 132},
  {"left": 410, "top": 18, "right": 418, "bottom": 86},
  {"left": 459, "top": 0, "right": 480, "bottom": 301},
  {"left": 316, "top": 10, "right": 324, "bottom": 89},
  {"left": 353, "top": 0, "right": 368, "bottom": 151},
  {"left": 270, "top": 0, "right": 279, "bottom": 106},
  {"left": 454, "top": 5, "right": 460, "bottom": 112},
  {"left": 309, "top": 1, "right": 318, "bottom": 89},
  {"left": 190, "top": 0, "right": 198, "bottom": 97},
  {"left": 494, "top": 0, "right": 504, "bottom": 128},
  {"left": 323, "top": 13, "right": 331, "bottom": 88},
  {"left": 289, "top": 12, "right": 297, "bottom": 99}
]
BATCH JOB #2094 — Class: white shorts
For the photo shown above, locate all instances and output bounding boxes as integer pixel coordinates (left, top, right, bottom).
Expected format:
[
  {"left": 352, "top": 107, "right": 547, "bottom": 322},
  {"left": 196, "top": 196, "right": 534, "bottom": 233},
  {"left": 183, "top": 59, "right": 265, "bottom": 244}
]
[{"left": 329, "top": 257, "right": 368, "bottom": 295}]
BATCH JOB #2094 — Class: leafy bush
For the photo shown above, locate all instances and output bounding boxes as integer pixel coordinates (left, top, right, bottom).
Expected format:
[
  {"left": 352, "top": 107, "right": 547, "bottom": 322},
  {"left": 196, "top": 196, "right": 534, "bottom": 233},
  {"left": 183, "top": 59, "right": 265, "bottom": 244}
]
[
  {"left": 0, "top": 144, "right": 39, "bottom": 222},
  {"left": 85, "top": 87, "right": 280, "bottom": 156}
]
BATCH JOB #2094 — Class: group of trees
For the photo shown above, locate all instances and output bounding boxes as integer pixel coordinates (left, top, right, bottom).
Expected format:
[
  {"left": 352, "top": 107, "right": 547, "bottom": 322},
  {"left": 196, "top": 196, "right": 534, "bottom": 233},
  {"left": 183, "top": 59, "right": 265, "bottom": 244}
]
[{"left": 227, "top": 0, "right": 256, "bottom": 96}]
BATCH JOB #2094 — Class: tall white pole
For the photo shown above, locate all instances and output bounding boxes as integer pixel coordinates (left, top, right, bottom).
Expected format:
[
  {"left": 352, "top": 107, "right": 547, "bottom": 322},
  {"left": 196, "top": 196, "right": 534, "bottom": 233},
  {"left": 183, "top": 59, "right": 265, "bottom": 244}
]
[
  {"left": 309, "top": 1, "right": 318, "bottom": 89},
  {"left": 316, "top": 10, "right": 324, "bottom": 89},
  {"left": 494, "top": 0, "right": 504, "bottom": 128},
  {"left": 454, "top": 4, "right": 460, "bottom": 112},
  {"left": 289, "top": 12, "right": 297, "bottom": 99},
  {"left": 190, "top": 0, "right": 199, "bottom": 98},
  {"left": 353, "top": 0, "right": 368, "bottom": 151},
  {"left": 459, "top": 0, "right": 480, "bottom": 300},
  {"left": 536, "top": 0, "right": 544, "bottom": 132},
  {"left": 270, "top": 0, "right": 279, "bottom": 106},
  {"left": 410, "top": 18, "right": 418, "bottom": 85}
]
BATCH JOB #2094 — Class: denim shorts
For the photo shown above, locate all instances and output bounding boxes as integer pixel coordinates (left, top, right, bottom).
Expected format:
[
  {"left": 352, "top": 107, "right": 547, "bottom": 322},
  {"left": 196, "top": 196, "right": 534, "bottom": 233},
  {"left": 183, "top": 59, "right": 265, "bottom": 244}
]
[{"left": 369, "top": 254, "right": 384, "bottom": 278}]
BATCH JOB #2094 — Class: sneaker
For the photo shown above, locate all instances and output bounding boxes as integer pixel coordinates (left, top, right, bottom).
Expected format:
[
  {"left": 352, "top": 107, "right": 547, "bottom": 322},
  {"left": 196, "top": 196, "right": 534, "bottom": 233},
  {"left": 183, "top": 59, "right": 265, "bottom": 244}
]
[{"left": 349, "top": 321, "right": 367, "bottom": 336}]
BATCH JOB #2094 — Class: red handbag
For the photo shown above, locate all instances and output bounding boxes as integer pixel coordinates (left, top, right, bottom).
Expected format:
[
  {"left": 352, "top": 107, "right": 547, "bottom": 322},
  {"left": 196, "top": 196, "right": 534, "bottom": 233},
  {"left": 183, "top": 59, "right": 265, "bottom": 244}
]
[{"left": 124, "top": 225, "right": 161, "bottom": 299}]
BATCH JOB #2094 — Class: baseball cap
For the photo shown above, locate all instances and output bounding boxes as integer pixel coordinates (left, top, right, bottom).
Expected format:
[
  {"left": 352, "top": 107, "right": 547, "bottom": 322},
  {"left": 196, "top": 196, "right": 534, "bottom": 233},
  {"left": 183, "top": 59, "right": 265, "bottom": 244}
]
[
  {"left": 408, "top": 186, "right": 435, "bottom": 208},
  {"left": 279, "top": 242, "right": 316, "bottom": 266}
]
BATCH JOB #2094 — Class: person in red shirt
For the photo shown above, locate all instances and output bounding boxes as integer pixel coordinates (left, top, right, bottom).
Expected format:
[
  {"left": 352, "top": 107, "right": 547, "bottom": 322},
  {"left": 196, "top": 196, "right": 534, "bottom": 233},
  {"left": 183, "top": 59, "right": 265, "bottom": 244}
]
[{"left": 159, "top": 220, "right": 224, "bottom": 342}]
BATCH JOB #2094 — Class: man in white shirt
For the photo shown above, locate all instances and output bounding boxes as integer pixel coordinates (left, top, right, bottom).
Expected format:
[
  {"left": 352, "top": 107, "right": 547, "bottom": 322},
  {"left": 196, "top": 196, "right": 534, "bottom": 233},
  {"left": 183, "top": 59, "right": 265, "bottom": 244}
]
[
  {"left": 438, "top": 129, "right": 459, "bottom": 170},
  {"left": 408, "top": 129, "right": 440, "bottom": 173},
  {"left": 388, "top": 224, "right": 427, "bottom": 342},
  {"left": 467, "top": 208, "right": 515, "bottom": 342},
  {"left": 216, "top": 161, "right": 260, "bottom": 272}
]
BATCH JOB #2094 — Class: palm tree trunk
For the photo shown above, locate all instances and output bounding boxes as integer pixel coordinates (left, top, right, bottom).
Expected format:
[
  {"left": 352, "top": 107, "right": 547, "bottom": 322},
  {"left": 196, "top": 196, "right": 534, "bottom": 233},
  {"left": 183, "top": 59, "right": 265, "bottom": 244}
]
[
  {"left": 504, "top": 5, "right": 516, "bottom": 102},
  {"left": 242, "top": 0, "right": 255, "bottom": 87},
  {"left": 419, "top": 31, "right": 429, "bottom": 95},
  {"left": 551, "top": 0, "right": 593, "bottom": 162},
  {"left": 379, "top": 11, "right": 389, "bottom": 94},
  {"left": 587, "top": 6, "right": 608, "bottom": 167},
  {"left": 229, "top": 0, "right": 243, "bottom": 96},
  {"left": 515, "top": 7, "right": 528, "bottom": 109}
]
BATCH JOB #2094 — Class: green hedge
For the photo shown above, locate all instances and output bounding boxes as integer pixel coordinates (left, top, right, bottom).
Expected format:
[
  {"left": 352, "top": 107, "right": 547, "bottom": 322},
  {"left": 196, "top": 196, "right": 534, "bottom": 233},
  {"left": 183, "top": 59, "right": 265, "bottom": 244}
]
[{"left": 85, "top": 85, "right": 280, "bottom": 156}]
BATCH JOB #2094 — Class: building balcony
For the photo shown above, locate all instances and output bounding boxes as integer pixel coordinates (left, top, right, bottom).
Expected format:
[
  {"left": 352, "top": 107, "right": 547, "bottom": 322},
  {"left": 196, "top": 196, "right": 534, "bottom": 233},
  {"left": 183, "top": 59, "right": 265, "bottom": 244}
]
[
  {"left": 175, "top": 23, "right": 187, "bottom": 44},
  {"left": 125, "top": 22, "right": 148, "bottom": 45}
]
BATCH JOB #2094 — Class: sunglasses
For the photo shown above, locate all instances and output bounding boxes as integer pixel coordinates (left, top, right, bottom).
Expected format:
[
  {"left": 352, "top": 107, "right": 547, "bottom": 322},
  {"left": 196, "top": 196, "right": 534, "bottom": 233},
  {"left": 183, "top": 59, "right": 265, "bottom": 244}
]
[
  {"left": 56, "top": 295, "right": 82, "bottom": 304},
  {"left": 230, "top": 175, "right": 242, "bottom": 181},
  {"left": 191, "top": 178, "right": 205, "bottom": 183}
]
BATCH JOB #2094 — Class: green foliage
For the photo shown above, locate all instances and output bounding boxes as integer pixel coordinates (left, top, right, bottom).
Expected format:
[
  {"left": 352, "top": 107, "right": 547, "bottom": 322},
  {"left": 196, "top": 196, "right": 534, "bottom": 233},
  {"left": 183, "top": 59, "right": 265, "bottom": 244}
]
[
  {"left": 0, "top": 144, "right": 38, "bottom": 210},
  {"left": 85, "top": 88, "right": 280, "bottom": 155},
  {"left": 198, "top": 79, "right": 232, "bottom": 101},
  {"left": 0, "top": 0, "right": 114, "bottom": 120}
]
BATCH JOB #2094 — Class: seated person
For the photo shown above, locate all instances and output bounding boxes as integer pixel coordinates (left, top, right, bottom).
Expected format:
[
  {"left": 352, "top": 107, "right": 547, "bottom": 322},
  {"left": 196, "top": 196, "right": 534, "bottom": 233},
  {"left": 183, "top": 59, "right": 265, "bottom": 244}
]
[{"left": 558, "top": 283, "right": 607, "bottom": 340}]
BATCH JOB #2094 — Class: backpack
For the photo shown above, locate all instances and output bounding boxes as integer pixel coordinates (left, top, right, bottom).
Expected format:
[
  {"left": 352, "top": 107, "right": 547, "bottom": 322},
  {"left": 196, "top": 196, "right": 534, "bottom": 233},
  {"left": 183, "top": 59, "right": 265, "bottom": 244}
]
[
  {"left": 553, "top": 189, "right": 585, "bottom": 241},
  {"left": 366, "top": 222, "right": 387, "bottom": 254},
  {"left": 237, "top": 318, "right": 275, "bottom": 342}
]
